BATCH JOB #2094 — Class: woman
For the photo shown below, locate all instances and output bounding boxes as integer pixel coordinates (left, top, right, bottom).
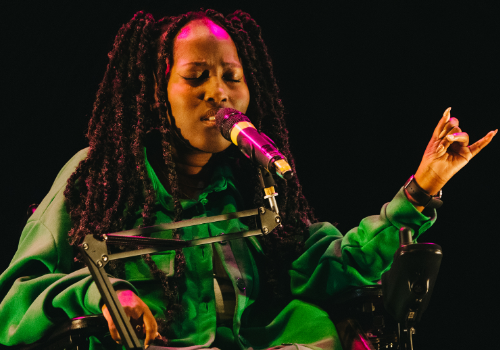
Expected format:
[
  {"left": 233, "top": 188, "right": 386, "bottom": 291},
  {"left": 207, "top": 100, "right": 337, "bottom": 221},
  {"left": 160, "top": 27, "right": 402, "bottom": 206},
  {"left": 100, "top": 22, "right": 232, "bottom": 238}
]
[{"left": 0, "top": 9, "right": 495, "bottom": 350}]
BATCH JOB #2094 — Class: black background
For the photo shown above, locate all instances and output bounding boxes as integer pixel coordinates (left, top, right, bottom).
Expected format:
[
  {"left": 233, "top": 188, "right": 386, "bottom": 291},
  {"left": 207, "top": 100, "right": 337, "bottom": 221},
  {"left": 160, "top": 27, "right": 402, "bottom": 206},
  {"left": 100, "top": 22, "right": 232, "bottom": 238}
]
[{"left": 1, "top": 1, "right": 499, "bottom": 349}]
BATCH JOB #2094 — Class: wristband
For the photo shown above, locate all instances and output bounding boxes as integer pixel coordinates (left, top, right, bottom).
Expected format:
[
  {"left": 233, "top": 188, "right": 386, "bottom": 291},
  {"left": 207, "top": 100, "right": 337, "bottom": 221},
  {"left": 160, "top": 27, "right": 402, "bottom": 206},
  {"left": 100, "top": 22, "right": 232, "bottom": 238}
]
[{"left": 404, "top": 175, "right": 443, "bottom": 209}]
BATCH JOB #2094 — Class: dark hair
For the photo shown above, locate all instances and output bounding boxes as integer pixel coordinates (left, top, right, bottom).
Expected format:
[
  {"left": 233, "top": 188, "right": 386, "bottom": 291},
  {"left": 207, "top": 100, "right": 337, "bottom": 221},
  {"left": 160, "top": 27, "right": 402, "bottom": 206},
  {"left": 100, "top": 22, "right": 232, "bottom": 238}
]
[{"left": 64, "top": 9, "right": 316, "bottom": 341}]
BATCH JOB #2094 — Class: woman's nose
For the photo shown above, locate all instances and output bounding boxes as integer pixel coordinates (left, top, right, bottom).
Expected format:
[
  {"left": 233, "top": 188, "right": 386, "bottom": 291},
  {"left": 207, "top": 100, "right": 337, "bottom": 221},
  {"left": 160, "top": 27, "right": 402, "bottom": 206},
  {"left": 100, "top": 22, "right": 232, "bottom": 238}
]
[{"left": 204, "top": 77, "right": 228, "bottom": 104}]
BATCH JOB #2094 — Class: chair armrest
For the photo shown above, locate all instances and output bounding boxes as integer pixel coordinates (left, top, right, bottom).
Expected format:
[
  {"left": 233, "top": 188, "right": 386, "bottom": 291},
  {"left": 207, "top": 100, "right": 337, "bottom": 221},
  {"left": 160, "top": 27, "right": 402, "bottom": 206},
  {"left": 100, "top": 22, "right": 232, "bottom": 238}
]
[{"left": 18, "top": 315, "right": 108, "bottom": 350}]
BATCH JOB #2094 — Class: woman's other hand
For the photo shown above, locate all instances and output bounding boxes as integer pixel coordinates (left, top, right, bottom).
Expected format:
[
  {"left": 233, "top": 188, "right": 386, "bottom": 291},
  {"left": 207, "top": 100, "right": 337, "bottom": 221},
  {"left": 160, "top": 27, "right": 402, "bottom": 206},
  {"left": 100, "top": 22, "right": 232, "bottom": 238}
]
[
  {"left": 409, "top": 107, "right": 497, "bottom": 210},
  {"left": 101, "top": 290, "right": 158, "bottom": 348}
]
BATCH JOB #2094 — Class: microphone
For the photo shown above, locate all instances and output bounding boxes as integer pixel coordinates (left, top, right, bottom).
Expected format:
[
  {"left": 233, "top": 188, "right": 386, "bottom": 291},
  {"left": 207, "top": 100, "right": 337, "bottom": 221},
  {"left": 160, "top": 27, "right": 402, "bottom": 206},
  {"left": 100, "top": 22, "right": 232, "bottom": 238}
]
[{"left": 215, "top": 108, "right": 293, "bottom": 180}]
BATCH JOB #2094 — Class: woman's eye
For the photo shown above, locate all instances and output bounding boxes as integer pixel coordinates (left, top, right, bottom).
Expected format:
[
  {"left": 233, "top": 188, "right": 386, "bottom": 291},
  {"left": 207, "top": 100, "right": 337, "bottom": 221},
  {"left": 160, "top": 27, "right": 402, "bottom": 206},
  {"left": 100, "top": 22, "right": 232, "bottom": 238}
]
[
  {"left": 180, "top": 70, "right": 242, "bottom": 83},
  {"left": 224, "top": 73, "right": 242, "bottom": 82},
  {"left": 181, "top": 70, "right": 209, "bottom": 81}
]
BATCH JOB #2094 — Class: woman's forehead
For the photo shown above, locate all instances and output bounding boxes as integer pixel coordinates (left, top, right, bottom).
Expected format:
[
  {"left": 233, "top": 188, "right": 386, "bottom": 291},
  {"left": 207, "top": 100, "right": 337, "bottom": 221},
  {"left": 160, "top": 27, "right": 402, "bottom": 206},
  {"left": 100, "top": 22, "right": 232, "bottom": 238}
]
[
  {"left": 169, "top": 18, "right": 239, "bottom": 67},
  {"left": 176, "top": 19, "right": 230, "bottom": 41}
]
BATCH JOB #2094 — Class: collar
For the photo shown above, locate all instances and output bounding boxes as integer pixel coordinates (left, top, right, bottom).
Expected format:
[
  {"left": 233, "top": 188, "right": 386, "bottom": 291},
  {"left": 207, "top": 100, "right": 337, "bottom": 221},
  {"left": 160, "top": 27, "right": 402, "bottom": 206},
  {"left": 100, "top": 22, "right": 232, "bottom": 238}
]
[{"left": 144, "top": 148, "right": 233, "bottom": 211}]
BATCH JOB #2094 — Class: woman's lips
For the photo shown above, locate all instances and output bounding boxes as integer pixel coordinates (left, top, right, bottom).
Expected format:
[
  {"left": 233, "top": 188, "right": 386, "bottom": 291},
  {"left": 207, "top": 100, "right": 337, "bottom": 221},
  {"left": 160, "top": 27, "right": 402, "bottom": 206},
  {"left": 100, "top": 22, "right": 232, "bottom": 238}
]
[
  {"left": 201, "top": 108, "right": 220, "bottom": 125},
  {"left": 202, "top": 108, "right": 220, "bottom": 121}
]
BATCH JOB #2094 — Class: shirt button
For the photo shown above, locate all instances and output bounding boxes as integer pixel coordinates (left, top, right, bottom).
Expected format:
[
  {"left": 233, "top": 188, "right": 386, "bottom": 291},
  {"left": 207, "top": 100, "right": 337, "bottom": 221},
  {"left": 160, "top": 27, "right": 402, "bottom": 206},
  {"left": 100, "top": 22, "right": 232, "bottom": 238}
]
[{"left": 236, "top": 278, "right": 246, "bottom": 291}]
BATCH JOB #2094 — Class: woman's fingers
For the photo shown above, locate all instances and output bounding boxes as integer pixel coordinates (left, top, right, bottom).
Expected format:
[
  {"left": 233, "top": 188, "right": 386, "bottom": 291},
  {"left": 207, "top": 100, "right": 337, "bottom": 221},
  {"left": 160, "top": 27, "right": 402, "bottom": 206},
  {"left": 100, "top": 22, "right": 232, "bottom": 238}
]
[
  {"left": 446, "top": 132, "right": 470, "bottom": 147},
  {"left": 101, "top": 290, "right": 158, "bottom": 346},
  {"left": 436, "top": 126, "right": 462, "bottom": 154},
  {"left": 433, "top": 107, "right": 452, "bottom": 138},
  {"left": 469, "top": 130, "right": 498, "bottom": 158},
  {"left": 102, "top": 304, "right": 121, "bottom": 343},
  {"left": 143, "top": 309, "right": 159, "bottom": 348},
  {"left": 438, "top": 118, "right": 460, "bottom": 139}
]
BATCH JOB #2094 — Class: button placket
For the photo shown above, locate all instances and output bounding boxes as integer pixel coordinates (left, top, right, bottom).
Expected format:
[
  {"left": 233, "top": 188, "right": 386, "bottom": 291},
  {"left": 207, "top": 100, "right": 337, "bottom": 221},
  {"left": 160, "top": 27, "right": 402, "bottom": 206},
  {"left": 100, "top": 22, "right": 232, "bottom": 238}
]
[{"left": 214, "top": 242, "right": 247, "bottom": 298}]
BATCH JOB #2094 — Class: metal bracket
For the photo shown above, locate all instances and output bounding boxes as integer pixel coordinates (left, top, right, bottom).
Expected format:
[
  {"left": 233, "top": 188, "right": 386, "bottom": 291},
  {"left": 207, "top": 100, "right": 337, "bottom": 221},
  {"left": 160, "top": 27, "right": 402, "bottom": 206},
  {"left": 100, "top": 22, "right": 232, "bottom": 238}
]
[
  {"left": 258, "top": 206, "right": 281, "bottom": 235},
  {"left": 79, "top": 205, "right": 282, "bottom": 350},
  {"left": 81, "top": 234, "right": 109, "bottom": 268},
  {"left": 79, "top": 237, "right": 142, "bottom": 350}
]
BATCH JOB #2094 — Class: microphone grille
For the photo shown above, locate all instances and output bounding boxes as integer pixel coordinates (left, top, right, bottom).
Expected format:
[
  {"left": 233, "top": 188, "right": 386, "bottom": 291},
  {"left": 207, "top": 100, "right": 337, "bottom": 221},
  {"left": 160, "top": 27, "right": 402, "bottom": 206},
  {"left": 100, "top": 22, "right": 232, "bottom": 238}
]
[{"left": 215, "top": 108, "right": 251, "bottom": 141}]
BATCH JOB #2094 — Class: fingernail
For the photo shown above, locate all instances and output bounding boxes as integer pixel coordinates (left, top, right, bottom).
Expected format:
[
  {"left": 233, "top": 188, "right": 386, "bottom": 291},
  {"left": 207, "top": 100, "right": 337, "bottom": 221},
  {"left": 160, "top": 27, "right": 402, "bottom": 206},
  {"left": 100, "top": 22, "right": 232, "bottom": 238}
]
[
  {"left": 437, "top": 144, "right": 444, "bottom": 152},
  {"left": 444, "top": 107, "right": 451, "bottom": 122},
  {"left": 145, "top": 346, "right": 149, "bottom": 349},
  {"left": 447, "top": 134, "right": 455, "bottom": 141}
]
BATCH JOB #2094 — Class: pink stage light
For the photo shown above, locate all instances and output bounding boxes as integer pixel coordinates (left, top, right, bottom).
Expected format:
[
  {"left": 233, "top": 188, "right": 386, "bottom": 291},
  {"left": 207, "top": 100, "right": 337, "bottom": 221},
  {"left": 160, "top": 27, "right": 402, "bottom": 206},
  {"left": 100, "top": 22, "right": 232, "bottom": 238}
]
[{"left": 208, "top": 22, "right": 230, "bottom": 40}]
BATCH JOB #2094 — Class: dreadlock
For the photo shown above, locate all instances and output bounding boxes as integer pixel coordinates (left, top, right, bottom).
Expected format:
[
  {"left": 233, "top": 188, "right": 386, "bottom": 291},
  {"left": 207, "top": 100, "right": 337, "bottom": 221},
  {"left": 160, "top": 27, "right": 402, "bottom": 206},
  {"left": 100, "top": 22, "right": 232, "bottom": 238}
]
[{"left": 64, "top": 9, "right": 317, "bottom": 341}]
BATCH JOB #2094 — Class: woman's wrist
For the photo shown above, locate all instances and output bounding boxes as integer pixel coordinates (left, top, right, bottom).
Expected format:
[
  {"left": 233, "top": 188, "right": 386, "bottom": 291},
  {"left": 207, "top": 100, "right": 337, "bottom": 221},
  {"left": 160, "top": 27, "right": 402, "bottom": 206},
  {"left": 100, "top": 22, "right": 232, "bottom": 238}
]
[
  {"left": 404, "top": 187, "right": 425, "bottom": 212},
  {"left": 414, "top": 167, "right": 445, "bottom": 196},
  {"left": 404, "top": 175, "right": 443, "bottom": 212}
]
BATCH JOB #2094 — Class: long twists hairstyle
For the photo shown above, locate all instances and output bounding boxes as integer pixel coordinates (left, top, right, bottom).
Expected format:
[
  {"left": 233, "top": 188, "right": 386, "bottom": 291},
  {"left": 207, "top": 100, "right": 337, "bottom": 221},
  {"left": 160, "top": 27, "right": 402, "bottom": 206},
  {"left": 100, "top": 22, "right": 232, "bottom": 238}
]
[{"left": 64, "top": 9, "right": 316, "bottom": 340}]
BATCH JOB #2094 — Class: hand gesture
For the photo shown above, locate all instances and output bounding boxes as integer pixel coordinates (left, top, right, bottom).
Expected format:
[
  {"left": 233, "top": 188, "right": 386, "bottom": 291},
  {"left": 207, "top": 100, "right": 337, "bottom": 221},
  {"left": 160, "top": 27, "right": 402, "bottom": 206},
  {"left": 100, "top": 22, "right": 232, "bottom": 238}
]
[
  {"left": 414, "top": 107, "right": 497, "bottom": 197},
  {"left": 101, "top": 290, "right": 158, "bottom": 348}
]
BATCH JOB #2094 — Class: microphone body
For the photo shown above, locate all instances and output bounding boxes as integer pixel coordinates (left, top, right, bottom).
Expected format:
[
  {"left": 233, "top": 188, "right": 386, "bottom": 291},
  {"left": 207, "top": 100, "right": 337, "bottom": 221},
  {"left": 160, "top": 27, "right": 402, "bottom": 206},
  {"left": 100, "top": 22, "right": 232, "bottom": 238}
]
[{"left": 215, "top": 108, "right": 293, "bottom": 180}]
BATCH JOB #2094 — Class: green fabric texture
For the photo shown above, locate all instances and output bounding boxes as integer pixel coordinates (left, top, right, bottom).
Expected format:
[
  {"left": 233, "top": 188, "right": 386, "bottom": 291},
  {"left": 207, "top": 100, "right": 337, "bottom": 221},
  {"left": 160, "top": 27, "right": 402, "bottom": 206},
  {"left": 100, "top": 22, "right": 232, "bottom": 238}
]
[{"left": 0, "top": 148, "right": 436, "bottom": 349}]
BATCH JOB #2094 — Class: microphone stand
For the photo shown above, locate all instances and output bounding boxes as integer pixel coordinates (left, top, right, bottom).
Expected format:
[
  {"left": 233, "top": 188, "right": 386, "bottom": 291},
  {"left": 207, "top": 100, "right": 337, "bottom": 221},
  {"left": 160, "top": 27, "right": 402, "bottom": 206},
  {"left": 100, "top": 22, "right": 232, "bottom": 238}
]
[{"left": 78, "top": 168, "right": 282, "bottom": 350}]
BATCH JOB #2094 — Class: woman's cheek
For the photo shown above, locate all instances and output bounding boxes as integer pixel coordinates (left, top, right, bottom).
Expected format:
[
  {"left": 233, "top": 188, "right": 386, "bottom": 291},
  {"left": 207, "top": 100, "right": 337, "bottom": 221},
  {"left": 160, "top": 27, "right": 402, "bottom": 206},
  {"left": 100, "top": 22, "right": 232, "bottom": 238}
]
[{"left": 236, "top": 91, "right": 250, "bottom": 113}]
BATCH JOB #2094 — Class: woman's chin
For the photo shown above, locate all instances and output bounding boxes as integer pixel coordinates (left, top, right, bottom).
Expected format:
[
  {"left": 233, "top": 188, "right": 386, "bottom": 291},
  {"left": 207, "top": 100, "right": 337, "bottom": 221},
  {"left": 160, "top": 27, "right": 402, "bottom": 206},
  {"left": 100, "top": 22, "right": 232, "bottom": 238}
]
[
  {"left": 196, "top": 140, "right": 232, "bottom": 154},
  {"left": 178, "top": 137, "right": 232, "bottom": 155}
]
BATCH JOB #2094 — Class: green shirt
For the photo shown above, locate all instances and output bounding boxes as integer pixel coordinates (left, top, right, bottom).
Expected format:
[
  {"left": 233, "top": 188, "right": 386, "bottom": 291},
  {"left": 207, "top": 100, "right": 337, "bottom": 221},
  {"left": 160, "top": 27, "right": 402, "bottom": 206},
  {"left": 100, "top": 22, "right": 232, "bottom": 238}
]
[{"left": 0, "top": 148, "right": 435, "bottom": 349}]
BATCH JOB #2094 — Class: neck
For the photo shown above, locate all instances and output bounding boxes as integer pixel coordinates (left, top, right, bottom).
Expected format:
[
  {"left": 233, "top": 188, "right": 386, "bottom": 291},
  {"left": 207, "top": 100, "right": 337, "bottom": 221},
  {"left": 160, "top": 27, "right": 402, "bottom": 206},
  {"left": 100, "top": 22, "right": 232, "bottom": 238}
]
[
  {"left": 147, "top": 144, "right": 214, "bottom": 199},
  {"left": 172, "top": 147, "right": 213, "bottom": 177}
]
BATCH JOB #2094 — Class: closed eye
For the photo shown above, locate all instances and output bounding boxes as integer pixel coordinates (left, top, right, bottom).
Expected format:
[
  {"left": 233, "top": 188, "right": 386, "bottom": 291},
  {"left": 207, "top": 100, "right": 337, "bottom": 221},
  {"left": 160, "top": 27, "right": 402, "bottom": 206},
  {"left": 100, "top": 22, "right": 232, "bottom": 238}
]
[
  {"left": 179, "top": 70, "right": 242, "bottom": 83},
  {"left": 224, "top": 74, "right": 242, "bottom": 83},
  {"left": 180, "top": 70, "right": 210, "bottom": 81}
]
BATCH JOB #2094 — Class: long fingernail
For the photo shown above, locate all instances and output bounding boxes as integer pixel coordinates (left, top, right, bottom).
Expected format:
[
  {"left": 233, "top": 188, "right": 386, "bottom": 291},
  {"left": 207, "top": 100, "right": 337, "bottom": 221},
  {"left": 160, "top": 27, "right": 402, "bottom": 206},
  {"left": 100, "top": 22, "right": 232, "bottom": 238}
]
[{"left": 444, "top": 107, "right": 451, "bottom": 122}]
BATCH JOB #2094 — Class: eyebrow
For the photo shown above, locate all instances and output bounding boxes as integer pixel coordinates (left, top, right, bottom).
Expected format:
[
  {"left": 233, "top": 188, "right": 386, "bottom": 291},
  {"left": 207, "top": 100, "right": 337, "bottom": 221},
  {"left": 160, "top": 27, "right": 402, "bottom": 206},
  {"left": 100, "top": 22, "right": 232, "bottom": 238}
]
[{"left": 181, "top": 61, "right": 242, "bottom": 68}]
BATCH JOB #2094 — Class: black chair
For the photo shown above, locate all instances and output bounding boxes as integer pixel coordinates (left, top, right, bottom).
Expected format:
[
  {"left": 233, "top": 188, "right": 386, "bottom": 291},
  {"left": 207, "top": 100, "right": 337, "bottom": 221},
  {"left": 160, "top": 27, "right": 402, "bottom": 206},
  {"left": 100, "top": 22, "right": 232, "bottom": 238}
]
[
  {"left": 16, "top": 315, "right": 108, "bottom": 350},
  {"left": 330, "top": 284, "right": 397, "bottom": 350},
  {"left": 331, "top": 227, "right": 442, "bottom": 350}
]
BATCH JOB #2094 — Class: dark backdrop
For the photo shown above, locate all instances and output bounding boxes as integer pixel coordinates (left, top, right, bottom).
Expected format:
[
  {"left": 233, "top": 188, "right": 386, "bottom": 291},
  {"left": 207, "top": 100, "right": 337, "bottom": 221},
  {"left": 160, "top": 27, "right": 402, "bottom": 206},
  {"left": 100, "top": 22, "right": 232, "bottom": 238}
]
[{"left": 1, "top": 1, "right": 498, "bottom": 349}]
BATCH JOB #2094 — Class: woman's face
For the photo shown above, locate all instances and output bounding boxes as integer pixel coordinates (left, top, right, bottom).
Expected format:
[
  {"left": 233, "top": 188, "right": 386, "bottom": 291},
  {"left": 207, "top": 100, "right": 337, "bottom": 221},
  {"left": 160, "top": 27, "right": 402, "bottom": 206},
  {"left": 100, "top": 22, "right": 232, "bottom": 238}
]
[{"left": 166, "top": 19, "right": 250, "bottom": 154}]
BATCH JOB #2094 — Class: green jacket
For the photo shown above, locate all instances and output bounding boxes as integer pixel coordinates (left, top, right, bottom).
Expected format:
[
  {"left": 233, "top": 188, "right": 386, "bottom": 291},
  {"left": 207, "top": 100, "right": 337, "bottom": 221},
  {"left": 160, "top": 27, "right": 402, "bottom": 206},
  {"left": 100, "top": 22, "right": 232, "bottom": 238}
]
[{"left": 0, "top": 149, "right": 435, "bottom": 349}]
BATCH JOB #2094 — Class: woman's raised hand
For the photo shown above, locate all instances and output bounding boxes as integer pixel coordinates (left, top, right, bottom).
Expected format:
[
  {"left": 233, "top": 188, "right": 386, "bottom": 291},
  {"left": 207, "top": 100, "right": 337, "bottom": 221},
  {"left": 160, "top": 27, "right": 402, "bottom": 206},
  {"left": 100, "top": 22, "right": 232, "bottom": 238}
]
[
  {"left": 101, "top": 290, "right": 158, "bottom": 348},
  {"left": 412, "top": 107, "right": 497, "bottom": 201}
]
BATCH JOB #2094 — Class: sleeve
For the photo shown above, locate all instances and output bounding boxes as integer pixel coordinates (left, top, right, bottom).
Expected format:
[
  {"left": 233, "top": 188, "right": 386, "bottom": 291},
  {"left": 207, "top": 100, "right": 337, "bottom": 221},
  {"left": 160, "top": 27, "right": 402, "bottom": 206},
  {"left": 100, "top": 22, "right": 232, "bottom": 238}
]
[
  {"left": 0, "top": 149, "right": 137, "bottom": 346},
  {"left": 289, "top": 187, "right": 436, "bottom": 303}
]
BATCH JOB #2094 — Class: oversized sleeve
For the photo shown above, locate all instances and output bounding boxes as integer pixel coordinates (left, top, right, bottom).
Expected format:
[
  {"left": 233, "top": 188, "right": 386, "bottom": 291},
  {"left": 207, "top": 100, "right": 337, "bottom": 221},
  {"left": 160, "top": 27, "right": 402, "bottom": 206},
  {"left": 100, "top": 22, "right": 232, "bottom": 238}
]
[
  {"left": 0, "top": 149, "right": 137, "bottom": 346},
  {"left": 289, "top": 188, "right": 436, "bottom": 302}
]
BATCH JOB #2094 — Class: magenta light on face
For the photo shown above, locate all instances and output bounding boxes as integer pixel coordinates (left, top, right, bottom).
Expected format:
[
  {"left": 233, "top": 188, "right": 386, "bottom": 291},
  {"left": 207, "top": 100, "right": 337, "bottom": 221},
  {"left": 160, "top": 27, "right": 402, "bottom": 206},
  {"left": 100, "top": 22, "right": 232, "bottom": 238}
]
[
  {"left": 208, "top": 22, "right": 230, "bottom": 40},
  {"left": 177, "top": 26, "right": 191, "bottom": 39}
]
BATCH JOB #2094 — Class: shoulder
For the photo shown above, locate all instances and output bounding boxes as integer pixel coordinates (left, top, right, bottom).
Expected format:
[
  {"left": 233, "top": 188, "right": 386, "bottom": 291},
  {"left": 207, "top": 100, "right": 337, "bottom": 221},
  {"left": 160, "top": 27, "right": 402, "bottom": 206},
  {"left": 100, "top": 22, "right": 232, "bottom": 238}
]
[
  {"left": 51, "top": 148, "right": 90, "bottom": 190},
  {"left": 15, "top": 149, "right": 90, "bottom": 268},
  {"left": 28, "top": 148, "right": 89, "bottom": 225}
]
